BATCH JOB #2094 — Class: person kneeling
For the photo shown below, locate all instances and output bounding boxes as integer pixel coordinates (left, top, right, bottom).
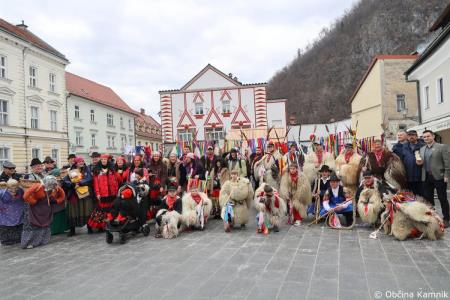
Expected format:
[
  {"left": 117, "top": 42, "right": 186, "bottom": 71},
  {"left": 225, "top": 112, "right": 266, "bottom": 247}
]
[
  {"left": 155, "top": 185, "right": 182, "bottom": 238},
  {"left": 255, "top": 184, "right": 286, "bottom": 234},
  {"left": 320, "top": 173, "right": 353, "bottom": 226},
  {"left": 181, "top": 179, "right": 212, "bottom": 230}
]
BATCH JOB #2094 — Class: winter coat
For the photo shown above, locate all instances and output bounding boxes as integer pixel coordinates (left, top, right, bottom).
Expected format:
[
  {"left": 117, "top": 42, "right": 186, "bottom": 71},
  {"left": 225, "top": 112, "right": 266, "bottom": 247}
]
[
  {"left": 396, "top": 141, "right": 424, "bottom": 182},
  {"left": 93, "top": 168, "right": 119, "bottom": 198}
]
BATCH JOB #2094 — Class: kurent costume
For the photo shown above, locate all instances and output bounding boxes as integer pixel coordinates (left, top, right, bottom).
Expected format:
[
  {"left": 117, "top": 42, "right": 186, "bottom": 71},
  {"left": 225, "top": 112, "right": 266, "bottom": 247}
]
[
  {"left": 356, "top": 177, "right": 385, "bottom": 225},
  {"left": 254, "top": 184, "right": 286, "bottom": 233},
  {"left": 303, "top": 144, "right": 336, "bottom": 184},
  {"left": 181, "top": 180, "right": 212, "bottom": 230},
  {"left": 0, "top": 180, "right": 25, "bottom": 245},
  {"left": 335, "top": 144, "right": 362, "bottom": 196},
  {"left": 155, "top": 186, "right": 183, "bottom": 239},
  {"left": 227, "top": 148, "right": 247, "bottom": 178},
  {"left": 381, "top": 192, "right": 445, "bottom": 241},
  {"left": 253, "top": 142, "right": 281, "bottom": 190},
  {"left": 219, "top": 175, "right": 254, "bottom": 232},
  {"left": 21, "top": 176, "right": 65, "bottom": 249},
  {"left": 279, "top": 167, "right": 312, "bottom": 225}
]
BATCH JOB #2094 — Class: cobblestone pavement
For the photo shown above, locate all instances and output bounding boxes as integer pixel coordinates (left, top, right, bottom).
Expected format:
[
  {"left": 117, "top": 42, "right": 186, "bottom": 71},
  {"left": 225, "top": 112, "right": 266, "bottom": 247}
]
[{"left": 1, "top": 207, "right": 450, "bottom": 300}]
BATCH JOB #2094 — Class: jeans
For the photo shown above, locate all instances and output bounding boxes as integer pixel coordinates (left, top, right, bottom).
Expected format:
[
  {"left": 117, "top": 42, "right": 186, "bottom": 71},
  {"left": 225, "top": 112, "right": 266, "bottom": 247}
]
[{"left": 423, "top": 174, "right": 449, "bottom": 221}]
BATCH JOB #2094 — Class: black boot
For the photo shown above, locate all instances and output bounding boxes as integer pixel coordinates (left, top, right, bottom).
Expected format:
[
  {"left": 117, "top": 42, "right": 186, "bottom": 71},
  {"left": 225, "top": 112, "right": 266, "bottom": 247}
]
[
  {"left": 67, "top": 227, "right": 76, "bottom": 237},
  {"left": 87, "top": 225, "right": 93, "bottom": 234}
]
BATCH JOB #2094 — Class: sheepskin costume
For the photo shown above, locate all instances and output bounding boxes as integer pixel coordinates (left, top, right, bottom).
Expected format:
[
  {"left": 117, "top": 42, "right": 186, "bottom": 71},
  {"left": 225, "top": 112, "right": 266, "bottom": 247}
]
[
  {"left": 335, "top": 150, "right": 362, "bottom": 196},
  {"left": 254, "top": 183, "right": 287, "bottom": 231},
  {"left": 219, "top": 177, "right": 254, "bottom": 227},
  {"left": 303, "top": 150, "right": 336, "bottom": 184},
  {"left": 382, "top": 194, "right": 445, "bottom": 241},
  {"left": 155, "top": 209, "right": 182, "bottom": 239},
  {"left": 357, "top": 182, "right": 384, "bottom": 225},
  {"left": 181, "top": 191, "right": 212, "bottom": 229},
  {"left": 253, "top": 152, "right": 281, "bottom": 190},
  {"left": 279, "top": 169, "right": 312, "bottom": 222}
]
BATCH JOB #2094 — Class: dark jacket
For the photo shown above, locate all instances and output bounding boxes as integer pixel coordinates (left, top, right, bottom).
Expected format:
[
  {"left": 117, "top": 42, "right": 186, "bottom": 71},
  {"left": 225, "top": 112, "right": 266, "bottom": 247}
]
[
  {"left": 0, "top": 172, "right": 22, "bottom": 182},
  {"left": 396, "top": 141, "right": 425, "bottom": 182}
]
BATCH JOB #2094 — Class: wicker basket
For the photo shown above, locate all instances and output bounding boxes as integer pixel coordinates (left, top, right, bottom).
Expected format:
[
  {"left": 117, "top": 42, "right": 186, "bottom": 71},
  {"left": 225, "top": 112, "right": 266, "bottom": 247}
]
[{"left": 19, "top": 179, "right": 41, "bottom": 191}]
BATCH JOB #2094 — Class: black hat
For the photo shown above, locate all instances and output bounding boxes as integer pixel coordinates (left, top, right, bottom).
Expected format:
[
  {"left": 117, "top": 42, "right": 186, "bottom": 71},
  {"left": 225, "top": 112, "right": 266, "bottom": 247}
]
[
  {"left": 167, "top": 185, "right": 177, "bottom": 191},
  {"left": 407, "top": 130, "right": 418, "bottom": 135},
  {"left": 263, "top": 185, "right": 273, "bottom": 193},
  {"left": 67, "top": 154, "right": 76, "bottom": 160},
  {"left": 362, "top": 170, "right": 373, "bottom": 177},
  {"left": 43, "top": 156, "right": 54, "bottom": 163},
  {"left": 30, "top": 158, "right": 42, "bottom": 167},
  {"left": 318, "top": 165, "right": 331, "bottom": 173},
  {"left": 2, "top": 161, "right": 16, "bottom": 169},
  {"left": 91, "top": 152, "right": 101, "bottom": 158},
  {"left": 344, "top": 143, "right": 353, "bottom": 149},
  {"left": 329, "top": 172, "right": 340, "bottom": 182}
]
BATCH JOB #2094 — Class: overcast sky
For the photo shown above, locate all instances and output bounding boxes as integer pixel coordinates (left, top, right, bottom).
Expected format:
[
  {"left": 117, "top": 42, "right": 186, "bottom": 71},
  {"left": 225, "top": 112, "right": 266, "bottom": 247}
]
[{"left": 3, "top": 0, "right": 358, "bottom": 119}]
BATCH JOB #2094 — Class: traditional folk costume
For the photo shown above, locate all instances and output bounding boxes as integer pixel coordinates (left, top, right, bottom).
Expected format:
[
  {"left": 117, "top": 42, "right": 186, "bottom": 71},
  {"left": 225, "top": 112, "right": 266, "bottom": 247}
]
[
  {"left": 21, "top": 176, "right": 65, "bottom": 249},
  {"left": 200, "top": 150, "right": 219, "bottom": 175},
  {"left": 89, "top": 156, "right": 119, "bottom": 230},
  {"left": 124, "top": 155, "right": 149, "bottom": 183},
  {"left": 132, "top": 176, "right": 151, "bottom": 227},
  {"left": 254, "top": 184, "right": 286, "bottom": 234},
  {"left": 360, "top": 148, "right": 407, "bottom": 190},
  {"left": 114, "top": 156, "right": 129, "bottom": 186},
  {"left": 319, "top": 174, "right": 353, "bottom": 226},
  {"left": 279, "top": 166, "right": 312, "bottom": 226},
  {"left": 303, "top": 143, "right": 336, "bottom": 184},
  {"left": 208, "top": 162, "right": 230, "bottom": 218},
  {"left": 253, "top": 142, "right": 281, "bottom": 190},
  {"left": 335, "top": 144, "right": 362, "bottom": 196},
  {"left": 155, "top": 186, "right": 183, "bottom": 239},
  {"left": 219, "top": 173, "right": 254, "bottom": 232},
  {"left": 62, "top": 158, "right": 94, "bottom": 236},
  {"left": 356, "top": 173, "right": 386, "bottom": 225},
  {"left": 0, "top": 180, "right": 25, "bottom": 245},
  {"left": 382, "top": 192, "right": 445, "bottom": 241},
  {"left": 283, "top": 146, "right": 305, "bottom": 172},
  {"left": 307, "top": 165, "right": 331, "bottom": 216},
  {"left": 249, "top": 149, "right": 264, "bottom": 188},
  {"left": 181, "top": 179, "right": 212, "bottom": 230},
  {"left": 164, "top": 155, "right": 187, "bottom": 190},
  {"left": 227, "top": 149, "right": 247, "bottom": 178}
]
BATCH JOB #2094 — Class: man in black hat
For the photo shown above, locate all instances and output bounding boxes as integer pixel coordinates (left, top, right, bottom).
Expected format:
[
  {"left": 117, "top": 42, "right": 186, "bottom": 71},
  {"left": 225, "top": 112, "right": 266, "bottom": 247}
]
[
  {"left": 320, "top": 172, "right": 353, "bottom": 225},
  {"left": 355, "top": 170, "right": 389, "bottom": 204},
  {"left": 397, "top": 130, "right": 425, "bottom": 196},
  {"left": 313, "top": 164, "right": 331, "bottom": 200},
  {"left": 25, "top": 158, "right": 44, "bottom": 180},
  {"left": 43, "top": 156, "right": 60, "bottom": 177},
  {"left": 201, "top": 145, "right": 218, "bottom": 175},
  {"left": 89, "top": 152, "right": 101, "bottom": 171},
  {"left": 227, "top": 148, "right": 247, "bottom": 178},
  {"left": 0, "top": 161, "right": 21, "bottom": 182},
  {"left": 283, "top": 142, "right": 305, "bottom": 170}
]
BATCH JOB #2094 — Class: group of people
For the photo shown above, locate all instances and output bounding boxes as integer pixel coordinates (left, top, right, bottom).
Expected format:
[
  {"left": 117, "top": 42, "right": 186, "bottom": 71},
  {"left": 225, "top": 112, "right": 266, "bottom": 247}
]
[{"left": 0, "top": 128, "right": 448, "bottom": 248}]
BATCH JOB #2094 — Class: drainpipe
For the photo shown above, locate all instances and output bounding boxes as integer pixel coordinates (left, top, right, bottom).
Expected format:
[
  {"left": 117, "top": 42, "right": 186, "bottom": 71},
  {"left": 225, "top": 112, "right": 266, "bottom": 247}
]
[{"left": 22, "top": 46, "right": 29, "bottom": 173}]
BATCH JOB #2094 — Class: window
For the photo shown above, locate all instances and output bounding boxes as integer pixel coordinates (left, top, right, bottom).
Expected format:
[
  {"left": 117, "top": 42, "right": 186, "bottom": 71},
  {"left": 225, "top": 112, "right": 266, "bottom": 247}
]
[
  {"left": 107, "top": 135, "right": 116, "bottom": 148},
  {"left": 121, "top": 136, "right": 126, "bottom": 148},
  {"left": 29, "top": 66, "right": 37, "bottom": 87},
  {"left": 75, "top": 131, "right": 83, "bottom": 146},
  {"left": 90, "top": 109, "right": 95, "bottom": 122},
  {"left": 178, "top": 129, "right": 194, "bottom": 141},
  {"left": 32, "top": 148, "right": 40, "bottom": 159},
  {"left": 0, "top": 55, "right": 6, "bottom": 78},
  {"left": 49, "top": 73, "right": 56, "bottom": 92},
  {"left": 74, "top": 105, "right": 80, "bottom": 119},
  {"left": 195, "top": 102, "right": 204, "bottom": 115},
  {"left": 398, "top": 124, "right": 407, "bottom": 130},
  {"left": 30, "top": 106, "right": 39, "bottom": 129},
  {"left": 271, "top": 120, "right": 283, "bottom": 127},
  {"left": 222, "top": 100, "right": 231, "bottom": 113},
  {"left": 128, "top": 136, "right": 133, "bottom": 145},
  {"left": 0, "top": 147, "right": 10, "bottom": 170},
  {"left": 0, "top": 100, "right": 7, "bottom": 125},
  {"left": 91, "top": 134, "right": 96, "bottom": 147},
  {"left": 107, "top": 113, "right": 114, "bottom": 126},
  {"left": 112, "top": 136, "right": 115, "bottom": 148},
  {"left": 437, "top": 78, "right": 444, "bottom": 104},
  {"left": 205, "top": 128, "right": 224, "bottom": 141},
  {"left": 120, "top": 116, "right": 124, "bottom": 129},
  {"left": 424, "top": 86, "right": 430, "bottom": 109},
  {"left": 396, "top": 94, "right": 406, "bottom": 112},
  {"left": 50, "top": 110, "right": 57, "bottom": 131},
  {"left": 128, "top": 119, "right": 132, "bottom": 130},
  {"left": 51, "top": 149, "right": 59, "bottom": 163}
]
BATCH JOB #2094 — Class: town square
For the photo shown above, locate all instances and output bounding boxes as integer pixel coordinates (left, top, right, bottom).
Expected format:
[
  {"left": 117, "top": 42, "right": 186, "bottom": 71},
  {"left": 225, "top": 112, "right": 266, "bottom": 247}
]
[{"left": 1, "top": 1, "right": 450, "bottom": 299}]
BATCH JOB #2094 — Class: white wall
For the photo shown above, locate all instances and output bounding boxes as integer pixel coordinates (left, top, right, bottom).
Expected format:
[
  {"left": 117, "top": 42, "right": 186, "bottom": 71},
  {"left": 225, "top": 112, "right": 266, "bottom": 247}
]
[{"left": 266, "top": 101, "right": 286, "bottom": 128}]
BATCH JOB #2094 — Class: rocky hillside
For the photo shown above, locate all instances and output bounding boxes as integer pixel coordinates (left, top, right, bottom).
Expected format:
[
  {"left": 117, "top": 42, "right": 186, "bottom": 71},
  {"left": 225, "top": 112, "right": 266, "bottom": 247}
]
[{"left": 267, "top": 0, "right": 448, "bottom": 124}]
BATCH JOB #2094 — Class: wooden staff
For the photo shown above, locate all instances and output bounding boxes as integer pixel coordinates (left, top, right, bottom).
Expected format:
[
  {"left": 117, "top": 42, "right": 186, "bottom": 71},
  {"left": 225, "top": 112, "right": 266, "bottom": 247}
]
[{"left": 308, "top": 199, "right": 352, "bottom": 226}]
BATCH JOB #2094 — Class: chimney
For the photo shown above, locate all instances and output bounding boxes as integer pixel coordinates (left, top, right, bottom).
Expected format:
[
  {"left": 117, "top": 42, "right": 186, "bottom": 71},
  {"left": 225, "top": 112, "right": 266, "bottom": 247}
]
[
  {"left": 16, "top": 20, "right": 28, "bottom": 30},
  {"left": 140, "top": 108, "right": 145, "bottom": 115}
]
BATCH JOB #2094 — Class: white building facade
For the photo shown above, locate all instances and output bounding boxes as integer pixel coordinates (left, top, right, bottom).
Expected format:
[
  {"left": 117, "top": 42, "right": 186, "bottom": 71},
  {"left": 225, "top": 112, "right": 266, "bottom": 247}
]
[
  {"left": 66, "top": 72, "right": 136, "bottom": 160},
  {"left": 0, "top": 19, "right": 69, "bottom": 172},
  {"left": 159, "top": 64, "right": 286, "bottom": 143},
  {"left": 406, "top": 5, "right": 450, "bottom": 144}
]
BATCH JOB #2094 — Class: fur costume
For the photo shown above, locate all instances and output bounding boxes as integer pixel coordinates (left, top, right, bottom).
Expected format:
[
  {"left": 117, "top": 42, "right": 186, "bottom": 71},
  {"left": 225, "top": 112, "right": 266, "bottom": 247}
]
[
  {"left": 208, "top": 167, "right": 230, "bottom": 216},
  {"left": 253, "top": 152, "right": 281, "bottom": 190},
  {"left": 357, "top": 182, "right": 384, "bottom": 225},
  {"left": 279, "top": 170, "right": 312, "bottom": 221},
  {"left": 303, "top": 150, "right": 336, "bottom": 184},
  {"left": 219, "top": 177, "right": 254, "bottom": 227},
  {"left": 359, "top": 151, "right": 407, "bottom": 190},
  {"left": 254, "top": 183, "right": 287, "bottom": 229},
  {"left": 155, "top": 209, "right": 182, "bottom": 239},
  {"left": 335, "top": 150, "right": 362, "bottom": 196},
  {"left": 382, "top": 194, "right": 445, "bottom": 241},
  {"left": 181, "top": 192, "right": 212, "bottom": 229}
]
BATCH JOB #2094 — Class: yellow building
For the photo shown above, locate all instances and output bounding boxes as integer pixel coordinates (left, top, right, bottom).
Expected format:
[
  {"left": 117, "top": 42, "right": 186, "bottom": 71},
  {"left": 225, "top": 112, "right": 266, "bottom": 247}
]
[{"left": 350, "top": 55, "right": 419, "bottom": 142}]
